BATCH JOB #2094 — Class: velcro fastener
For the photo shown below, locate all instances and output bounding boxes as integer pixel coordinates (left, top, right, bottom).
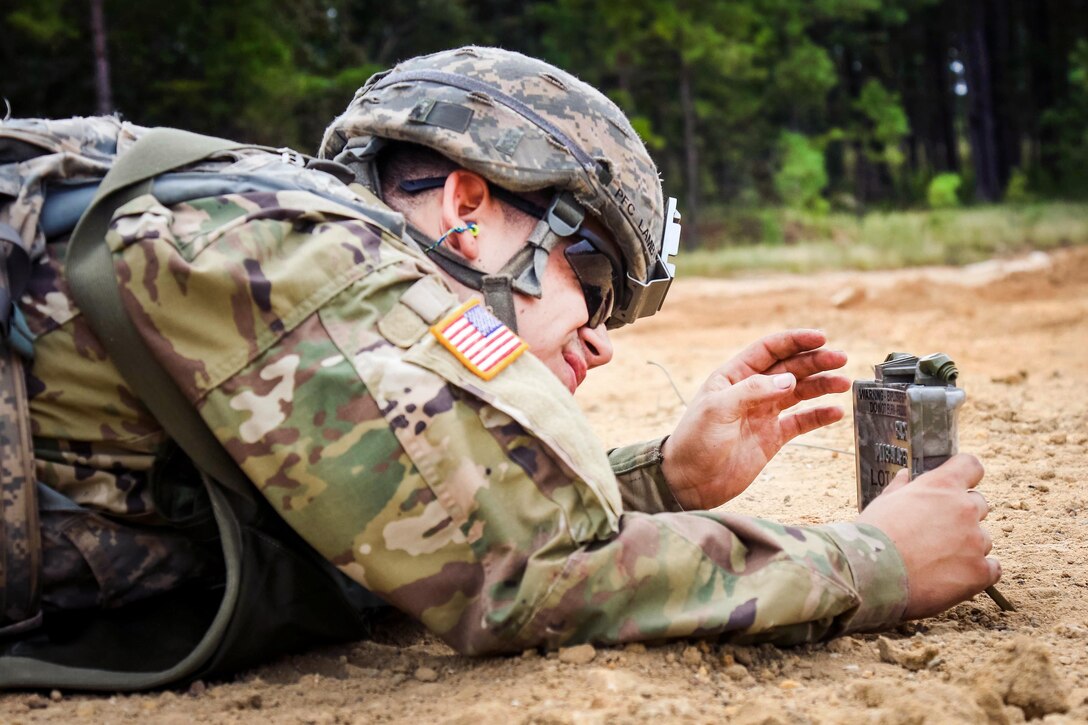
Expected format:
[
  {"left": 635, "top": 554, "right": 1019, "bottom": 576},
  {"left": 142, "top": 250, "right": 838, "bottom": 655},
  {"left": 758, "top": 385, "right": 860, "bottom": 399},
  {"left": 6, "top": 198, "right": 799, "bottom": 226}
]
[
  {"left": 377, "top": 275, "right": 457, "bottom": 348},
  {"left": 407, "top": 99, "right": 474, "bottom": 134}
]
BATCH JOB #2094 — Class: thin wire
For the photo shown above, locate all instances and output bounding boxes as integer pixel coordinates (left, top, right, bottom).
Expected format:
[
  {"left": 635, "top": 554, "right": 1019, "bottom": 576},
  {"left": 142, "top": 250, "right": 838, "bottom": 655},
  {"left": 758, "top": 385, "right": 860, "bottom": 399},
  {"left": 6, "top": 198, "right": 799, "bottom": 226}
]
[
  {"left": 646, "top": 360, "right": 687, "bottom": 406},
  {"left": 425, "top": 221, "right": 478, "bottom": 253},
  {"left": 786, "top": 441, "right": 855, "bottom": 456}
]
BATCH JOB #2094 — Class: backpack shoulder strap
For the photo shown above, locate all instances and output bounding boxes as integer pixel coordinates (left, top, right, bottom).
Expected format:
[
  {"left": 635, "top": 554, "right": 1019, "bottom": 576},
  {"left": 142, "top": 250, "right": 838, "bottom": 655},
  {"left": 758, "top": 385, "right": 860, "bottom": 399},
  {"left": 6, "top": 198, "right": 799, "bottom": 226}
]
[{"left": 66, "top": 127, "right": 254, "bottom": 499}]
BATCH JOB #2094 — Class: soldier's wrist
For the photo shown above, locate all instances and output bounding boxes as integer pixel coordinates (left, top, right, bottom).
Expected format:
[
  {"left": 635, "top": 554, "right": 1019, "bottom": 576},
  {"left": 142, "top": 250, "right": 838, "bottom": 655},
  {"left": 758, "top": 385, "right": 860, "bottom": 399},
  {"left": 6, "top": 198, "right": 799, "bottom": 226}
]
[{"left": 609, "top": 436, "right": 684, "bottom": 513}]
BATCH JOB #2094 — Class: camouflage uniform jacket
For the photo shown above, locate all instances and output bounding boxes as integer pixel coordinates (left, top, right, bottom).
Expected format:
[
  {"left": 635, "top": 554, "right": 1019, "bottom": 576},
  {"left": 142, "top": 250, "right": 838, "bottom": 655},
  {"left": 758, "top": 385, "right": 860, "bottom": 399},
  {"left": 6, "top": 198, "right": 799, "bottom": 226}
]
[{"left": 16, "top": 119, "right": 909, "bottom": 653}]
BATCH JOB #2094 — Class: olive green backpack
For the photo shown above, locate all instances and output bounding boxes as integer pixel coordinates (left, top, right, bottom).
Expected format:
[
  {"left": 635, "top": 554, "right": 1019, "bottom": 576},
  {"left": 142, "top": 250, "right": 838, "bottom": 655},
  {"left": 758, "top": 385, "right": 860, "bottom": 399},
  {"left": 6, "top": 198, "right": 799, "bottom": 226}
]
[{"left": 0, "top": 121, "right": 384, "bottom": 691}]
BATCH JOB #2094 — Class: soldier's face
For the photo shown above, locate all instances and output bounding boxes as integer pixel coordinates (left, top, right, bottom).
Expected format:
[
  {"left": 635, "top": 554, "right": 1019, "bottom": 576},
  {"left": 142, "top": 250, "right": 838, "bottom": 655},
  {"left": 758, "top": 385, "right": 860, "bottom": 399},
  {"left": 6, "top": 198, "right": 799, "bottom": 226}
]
[
  {"left": 473, "top": 214, "right": 615, "bottom": 394},
  {"left": 415, "top": 169, "right": 615, "bottom": 393},
  {"left": 514, "top": 239, "right": 615, "bottom": 394}
]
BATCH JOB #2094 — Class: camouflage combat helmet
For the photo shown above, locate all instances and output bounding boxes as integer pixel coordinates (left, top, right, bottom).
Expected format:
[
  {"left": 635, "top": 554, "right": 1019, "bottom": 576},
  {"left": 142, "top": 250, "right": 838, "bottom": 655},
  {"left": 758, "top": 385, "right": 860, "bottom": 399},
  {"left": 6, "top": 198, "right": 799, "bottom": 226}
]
[{"left": 319, "top": 46, "right": 680, "bottom": 330}]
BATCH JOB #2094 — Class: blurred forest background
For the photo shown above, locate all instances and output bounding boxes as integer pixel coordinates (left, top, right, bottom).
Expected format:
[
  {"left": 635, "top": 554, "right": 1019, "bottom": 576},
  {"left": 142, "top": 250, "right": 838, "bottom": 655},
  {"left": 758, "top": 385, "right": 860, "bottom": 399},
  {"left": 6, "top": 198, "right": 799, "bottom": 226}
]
[{"left": 3, "top": 0, "right": 1088, "bottom": 271}]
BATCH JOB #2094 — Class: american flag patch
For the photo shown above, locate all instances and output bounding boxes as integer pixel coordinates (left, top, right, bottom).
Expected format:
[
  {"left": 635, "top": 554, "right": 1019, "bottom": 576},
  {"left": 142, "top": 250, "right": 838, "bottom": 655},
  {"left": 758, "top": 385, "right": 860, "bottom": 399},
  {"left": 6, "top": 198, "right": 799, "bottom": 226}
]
[{"left": 430, "top": 300, "right": 528, "bottom": 380}]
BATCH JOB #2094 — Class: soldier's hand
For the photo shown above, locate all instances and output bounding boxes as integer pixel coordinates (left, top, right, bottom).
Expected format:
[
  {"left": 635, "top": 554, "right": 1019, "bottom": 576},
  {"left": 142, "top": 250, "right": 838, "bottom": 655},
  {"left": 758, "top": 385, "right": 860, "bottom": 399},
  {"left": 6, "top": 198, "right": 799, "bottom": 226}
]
[
  {"left": 661, "top": 329, "right": 849, "bottom": 510},
  {"left": 857, "top": 454, "right": 1001, "bottom": 620}
]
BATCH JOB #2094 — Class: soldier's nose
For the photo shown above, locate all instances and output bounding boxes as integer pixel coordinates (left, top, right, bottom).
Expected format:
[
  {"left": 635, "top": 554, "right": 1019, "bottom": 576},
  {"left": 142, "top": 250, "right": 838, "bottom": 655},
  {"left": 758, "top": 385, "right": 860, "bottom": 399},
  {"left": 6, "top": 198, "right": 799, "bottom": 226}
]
[{"left": 580, "top": 324, "right": 613, "bottom": 369}]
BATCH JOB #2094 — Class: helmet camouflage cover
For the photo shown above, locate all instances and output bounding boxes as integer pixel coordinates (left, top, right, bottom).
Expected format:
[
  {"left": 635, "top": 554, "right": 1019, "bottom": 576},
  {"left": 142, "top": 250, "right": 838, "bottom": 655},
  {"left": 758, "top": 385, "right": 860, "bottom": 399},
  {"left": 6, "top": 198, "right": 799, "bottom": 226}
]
[{"left": 320, "top": 46, "right": 679, "bottom": 327}]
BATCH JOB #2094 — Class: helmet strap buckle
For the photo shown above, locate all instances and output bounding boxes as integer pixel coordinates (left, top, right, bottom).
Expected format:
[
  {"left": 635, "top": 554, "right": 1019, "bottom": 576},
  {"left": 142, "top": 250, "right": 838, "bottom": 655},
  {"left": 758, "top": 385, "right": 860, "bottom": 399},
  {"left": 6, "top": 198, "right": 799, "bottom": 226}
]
[{"left": 480, "top": 275, "right": 519, "bottom": 332}]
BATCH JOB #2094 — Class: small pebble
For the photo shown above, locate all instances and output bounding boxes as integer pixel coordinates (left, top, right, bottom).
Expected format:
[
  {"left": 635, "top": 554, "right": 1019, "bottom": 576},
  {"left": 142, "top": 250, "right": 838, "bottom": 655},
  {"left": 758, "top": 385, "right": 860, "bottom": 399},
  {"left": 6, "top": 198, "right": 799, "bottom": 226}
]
[
  {"left": 724, "top": 664, "right": 749, "bottom": 681},
  {"left": 558, "top": 643, "right": 597, "bottom": 665},
  {"left": 188, "top": 680, "right": 207, "bottom": 697},
  {"left": 414, "top": 666, "right": 439, "bottom": 682},
  {"left": 682, "top": 646, "right": 702, "bottom": 665},
  {"left": 49, "top": 690, "right": 62, "bottom": 702},
  {"left": 234, "top": 693, "right": 263, "bottom": 710},
  {"left": 25, "top": 694, "right": 48, "bottom": 710},
  {"left": 831, "top": 286, "right": 865, "bottom": 308},
  {"left": 779, "top": 679, "right": 800, "bottom": 690}
]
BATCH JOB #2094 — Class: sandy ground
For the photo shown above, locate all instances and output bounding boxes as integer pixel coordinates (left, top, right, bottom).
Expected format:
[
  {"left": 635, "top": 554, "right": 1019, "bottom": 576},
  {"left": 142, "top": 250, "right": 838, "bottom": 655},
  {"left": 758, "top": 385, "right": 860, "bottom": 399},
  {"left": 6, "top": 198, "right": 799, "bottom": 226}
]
[{"left": 3, "top": 247, "right": 1087, "bottom": 724}]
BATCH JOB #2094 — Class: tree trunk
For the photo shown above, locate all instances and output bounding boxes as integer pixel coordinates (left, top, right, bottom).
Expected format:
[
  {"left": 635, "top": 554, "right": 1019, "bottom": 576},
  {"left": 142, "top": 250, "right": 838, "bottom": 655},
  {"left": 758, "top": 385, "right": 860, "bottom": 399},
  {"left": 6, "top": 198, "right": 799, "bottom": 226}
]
[
  {"left": 925, "top": 4, "right": 959, "bottom": 173},
  {"left": 992, "top": 0, "right": 1020, "bottom": 183},
  {"left": 89, "top": 0, "right": 113, "bottom": 115},
  {"left": 1026, "top": 0, "right": 1058, "bottom": 174},
  {"left": 678, "top": 61, "right": 699, "bottom": 246},
  {"left": 963, "top": 0, "right": 1001, "bottom": 201}
]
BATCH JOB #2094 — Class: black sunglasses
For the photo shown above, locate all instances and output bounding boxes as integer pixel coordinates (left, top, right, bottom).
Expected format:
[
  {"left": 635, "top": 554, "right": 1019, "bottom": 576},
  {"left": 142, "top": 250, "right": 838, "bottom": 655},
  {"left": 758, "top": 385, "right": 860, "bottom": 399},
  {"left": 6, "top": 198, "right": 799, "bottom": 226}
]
[{"left": 399, "top": 177, "right": 622, "bottom": 328}]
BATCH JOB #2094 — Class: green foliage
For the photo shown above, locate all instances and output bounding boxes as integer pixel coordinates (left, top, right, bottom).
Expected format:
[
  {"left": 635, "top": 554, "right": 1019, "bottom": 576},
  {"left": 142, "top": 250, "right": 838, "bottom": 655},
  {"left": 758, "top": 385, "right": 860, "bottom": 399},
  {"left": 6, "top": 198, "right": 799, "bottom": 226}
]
[
  {"left": 1, "top": 0, "right": 1086, "bottom": 217},
  {"left": 1004, "top": 169, "right": 1034, "bottom": 204},
  {"left": 5, "top": 0, "right": 76, "bottom": 45},
  {"left": 774, "top": 132, "right": 829, "bottom": 211},
  {"left": 856, "top": 81, "right": 910, "bottom": 145},
  {"left": 927, "top": 173, "right": 963, "bottom": 208},
  {"left": 769, "top": 41, "right": 837, "bottom": 116},
  {"left": 1039, "top": 39, "right": 1088, "bottom": 197},
  {"left": 854, "top": 80, "right": 910, "bottom": 168},
  {"left": 682, "top": 203, "right": 1088, "bottom": 276},
  {"left": 1070, "top": 38, "right": 1088, "bottom": 91}
]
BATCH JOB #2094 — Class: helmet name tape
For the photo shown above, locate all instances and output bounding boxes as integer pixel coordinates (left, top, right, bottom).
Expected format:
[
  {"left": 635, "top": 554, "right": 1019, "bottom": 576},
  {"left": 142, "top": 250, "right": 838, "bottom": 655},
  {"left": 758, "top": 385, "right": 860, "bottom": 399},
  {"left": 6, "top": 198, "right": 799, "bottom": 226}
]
[
  {"left": 612, "top": 183, "right": 654, "bottom": 249},
  {"left": 408, "top": 99, "right": 474, "bottom": 133}
]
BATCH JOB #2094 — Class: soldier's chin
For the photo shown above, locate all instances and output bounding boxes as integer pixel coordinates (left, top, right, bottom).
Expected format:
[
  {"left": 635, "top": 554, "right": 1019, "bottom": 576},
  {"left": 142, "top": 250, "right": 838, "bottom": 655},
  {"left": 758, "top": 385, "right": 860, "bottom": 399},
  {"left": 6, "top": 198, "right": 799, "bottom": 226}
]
[{"left": 540, "top": 357, "right": 578, "bottom": 394}]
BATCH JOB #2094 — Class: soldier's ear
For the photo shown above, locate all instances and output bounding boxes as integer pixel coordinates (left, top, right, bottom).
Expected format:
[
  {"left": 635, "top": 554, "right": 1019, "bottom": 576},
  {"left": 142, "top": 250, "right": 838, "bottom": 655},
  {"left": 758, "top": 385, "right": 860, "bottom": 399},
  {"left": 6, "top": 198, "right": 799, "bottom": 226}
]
[{"left": 440, "top": 170, "right": 494, "bottom": 260}]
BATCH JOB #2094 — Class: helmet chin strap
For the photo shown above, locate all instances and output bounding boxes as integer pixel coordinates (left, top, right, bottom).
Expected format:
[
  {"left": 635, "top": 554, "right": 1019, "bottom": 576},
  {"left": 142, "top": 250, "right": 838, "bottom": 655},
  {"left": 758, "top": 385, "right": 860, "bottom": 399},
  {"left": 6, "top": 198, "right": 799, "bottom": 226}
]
[{"left": 405, "top": 214, "right": 563, "bottom": 333}]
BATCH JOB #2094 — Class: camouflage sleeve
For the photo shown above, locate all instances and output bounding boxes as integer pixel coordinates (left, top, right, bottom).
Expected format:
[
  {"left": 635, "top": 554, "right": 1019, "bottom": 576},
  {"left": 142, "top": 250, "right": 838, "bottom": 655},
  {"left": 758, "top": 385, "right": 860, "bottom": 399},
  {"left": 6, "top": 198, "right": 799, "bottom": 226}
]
[
  {"left": 208, "top": 315, "right": 910, "bottom": 653},
  {"left": 607, "top": 437, "right": 684, "bottom": 513},
  {"left": 108, "top": 188, "right": 909, "bottom": 655}
]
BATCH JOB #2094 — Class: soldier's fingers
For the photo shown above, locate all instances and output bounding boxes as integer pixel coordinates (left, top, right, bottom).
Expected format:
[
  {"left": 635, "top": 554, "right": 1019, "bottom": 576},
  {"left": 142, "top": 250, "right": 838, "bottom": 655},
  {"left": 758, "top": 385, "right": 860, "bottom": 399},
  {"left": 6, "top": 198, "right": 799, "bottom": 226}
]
[
  {"left": 779, "top": 406, "right": 844, "bottom": 441},
  {"left": 929, "top": 453, "right": 984, "bottom": 490},
  {"left": 714, "top": 372, "right": 797, "bottom": 412},
  {"left": 882, "top": 468, "right": 910, "bottom": 496},
  {"left": 766, "top": 349, "right": 848, "bottom": 380},
  {"left": 791, "top": 373, "right": 851, "bottom": 404},
  {"left": 719, "top": 330, "right": 827, "bottom": 381},
  {"left": 979, "top": 525, "right": 993, "bottom": 555},
  {"left": 967, "top": 489, "right": 990, "bottom": 520},
  {"left": 986, "top": 556, "right": 1002, "bottom": 586}
]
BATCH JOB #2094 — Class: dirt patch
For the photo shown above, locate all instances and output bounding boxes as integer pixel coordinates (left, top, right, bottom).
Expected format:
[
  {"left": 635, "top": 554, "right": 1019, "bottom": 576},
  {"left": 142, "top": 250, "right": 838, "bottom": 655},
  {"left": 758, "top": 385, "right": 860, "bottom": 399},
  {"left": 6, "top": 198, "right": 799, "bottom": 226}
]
[
  {"left": 970, "top": 637, "right": 1071, "bottom": 720},
  {"left": 3, "top": 248, "right": 1088, "bottom": 723}
]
